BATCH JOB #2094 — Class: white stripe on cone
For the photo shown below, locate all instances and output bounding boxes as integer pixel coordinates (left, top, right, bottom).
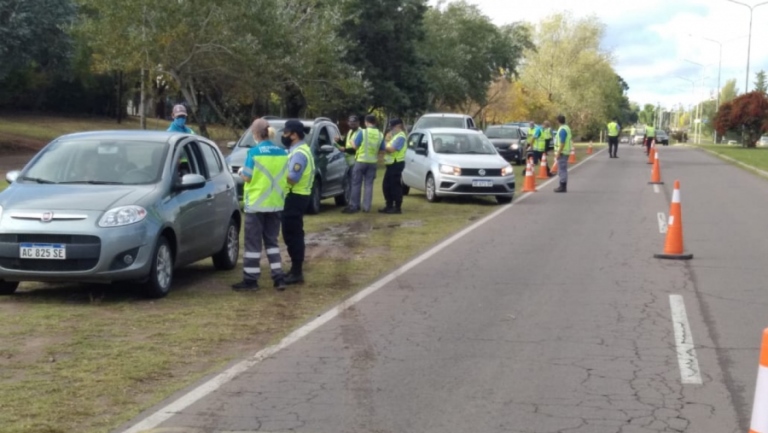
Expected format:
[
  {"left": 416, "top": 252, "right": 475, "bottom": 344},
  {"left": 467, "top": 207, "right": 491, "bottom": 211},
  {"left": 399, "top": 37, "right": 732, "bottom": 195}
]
[
  {"left": 672, "top": 188, "right": 681, "bottom": 204},
  {"left": 752, "top": 365, "right": 768, "bottom": 432}
]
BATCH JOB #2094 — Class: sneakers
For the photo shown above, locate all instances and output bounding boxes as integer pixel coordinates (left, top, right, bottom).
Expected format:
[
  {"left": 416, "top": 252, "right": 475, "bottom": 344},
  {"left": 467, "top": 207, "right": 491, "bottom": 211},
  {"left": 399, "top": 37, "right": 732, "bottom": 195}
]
[{"left": 232, "top": 280, "right": 259, "bottom": 291}]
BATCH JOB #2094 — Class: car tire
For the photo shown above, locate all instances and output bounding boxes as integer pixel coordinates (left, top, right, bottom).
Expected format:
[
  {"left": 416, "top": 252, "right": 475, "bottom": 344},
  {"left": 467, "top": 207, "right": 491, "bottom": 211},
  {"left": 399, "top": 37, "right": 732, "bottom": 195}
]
[
  {"left": 306, "top": 178, "right": 322, "bottom": 215},
  {"left": 0, "top": 280, "right": 19, "bottom": 295},
  {"left": 402, "top": 175, "right": 410, "bottom": 196},
  {"left": 515, "top": 157, "right": 523, "bottom": 166},
  {"left": 425, "top": 174, "right": 441, "bottom": 203},
  {"left": 212, "top": 217, "right": 240, "bottom": 271},
  {"left": 496, "top": 196, "right": 513, "bottom": 205},
  {"left": 335, "top": 172, "right": 350, "bottom": 206},
  {"left": 144, "top": 236, "right": 173, "bottom": 299}
]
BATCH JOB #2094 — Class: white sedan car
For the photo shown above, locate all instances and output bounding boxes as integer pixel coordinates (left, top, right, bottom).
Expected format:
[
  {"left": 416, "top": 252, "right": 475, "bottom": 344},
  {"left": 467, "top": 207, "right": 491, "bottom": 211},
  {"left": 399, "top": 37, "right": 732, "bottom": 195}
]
[{"left": 402, "top": 128, "right": 516, "bottom": 204}]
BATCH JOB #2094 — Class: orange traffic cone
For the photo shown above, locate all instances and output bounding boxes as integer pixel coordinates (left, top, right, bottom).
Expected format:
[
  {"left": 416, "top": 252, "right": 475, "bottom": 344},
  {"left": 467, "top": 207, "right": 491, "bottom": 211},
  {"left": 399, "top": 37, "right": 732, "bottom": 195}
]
[
  {"left": 522, "top": 158, "right": 537, "bottom": 192},
  {"left": 568, "top": 146, "right": 577, "bottom": 164},
  {"left": 536, "top": 154, "right": 549, "bottom": 179},
  {"left": 648, "top": 150, "right": 664, "bottom": 185},
  {"left": 654, "top": 180, "right": 693, "bottom": 260},
  {"left": 550, "top": 157, "right": 558, "bottom": 175},
  {"left": 749, "top": 329, "right": 768, "bottom": 433},
  {"left": 587, "top": 141, "right": 593, "bottom": 154},
  {"left": 647, "top": 140, "right": 656, "bottom": 164}
]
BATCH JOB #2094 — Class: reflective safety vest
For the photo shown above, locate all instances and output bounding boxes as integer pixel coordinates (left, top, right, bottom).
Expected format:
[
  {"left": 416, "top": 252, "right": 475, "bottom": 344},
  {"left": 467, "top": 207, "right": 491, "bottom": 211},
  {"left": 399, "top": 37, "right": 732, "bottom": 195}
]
[
  {"left": 533, "top": 127, "right": 546, "bottom": 151},
  {"left": 243, "top": 141, "right": 289, "bottom": 213},
  {"left": 527, "top": 127, "right": 536, "bottom": 145},
  {"left": 344, "top": 129, "right": 359, "bottom": 165},
  {"left": 356, "top": 128, "right": 382, "bottom": 163},
  {"left": 288, "top": 143, "right": 315, "bottom": 196},
  {"left": 646, "top": 126, "right": 656, "bottom": 137},
  {"left": 543, "top": 128, "right": 552, "bottom": 141},
  {"left": 384, "top": 131, "right": 407, "bottom": 165},
  {"left": 607, "top": 121, "right": 619, "bottom": 137},
  {"left": 556, "top": 125, "right": 572, "bottom": 154}
]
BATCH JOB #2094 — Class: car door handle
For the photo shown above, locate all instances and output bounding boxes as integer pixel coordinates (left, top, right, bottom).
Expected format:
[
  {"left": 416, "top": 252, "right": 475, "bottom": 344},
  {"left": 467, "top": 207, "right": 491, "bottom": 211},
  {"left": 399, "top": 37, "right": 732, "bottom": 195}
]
[
  {"left": 206, "top": 194, "right": 214, "bottom": 201},
  {"left": 226, "top": 184, "right": 231, "bottom": 190}
]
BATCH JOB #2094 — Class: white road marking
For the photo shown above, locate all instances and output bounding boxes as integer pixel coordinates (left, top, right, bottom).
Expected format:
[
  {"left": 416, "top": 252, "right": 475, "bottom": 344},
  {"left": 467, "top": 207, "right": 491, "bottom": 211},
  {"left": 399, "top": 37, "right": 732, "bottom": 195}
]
[
  {"left": 657, "top": 212, "right": 667, "bottom": 233},
  {"left": 653, "top": 184, "right": 660, "bottom": 193},
  {"left": 120, "top": 148, "right": 607, "bottom": 433},
  {"left": 669, "top": 295, "right": 703, "bottom": 385}
]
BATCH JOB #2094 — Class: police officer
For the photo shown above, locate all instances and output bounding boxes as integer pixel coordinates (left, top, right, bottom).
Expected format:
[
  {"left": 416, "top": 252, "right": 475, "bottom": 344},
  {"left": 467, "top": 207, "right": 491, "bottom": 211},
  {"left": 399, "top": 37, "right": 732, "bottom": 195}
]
[
  {"left": 167, "top": 104, "right": 195, "bottom": 134},
  {"left": 379, "top": 118, "right": 407, "bottom": 214},
  {"left": 343, "top": 114, "right": 384, "bottom": 214},
  {"left": 554, "top": 114, "right": 572, "bottom": 193},
  {"left": 644, "top": 123, "right": 655, "bottom": 156},
  {"left": 530, "top": 121, "right": 548, "bottom": 173},
  {"left": 526, "top": 121, "right": 536, "bottom": 157},
  {"left": 335, "top": 115, "right": 362, "bottom": 166},
  {"left": 542, "top": 120, "right": 553, "bottom": 176},
  {"left": 232, "top": 118, "right": 288, "bottom": 292},
  {"left": 281, "top": 119, "right": 315, "bottom": 285},
  {"left": 607, "top": 117, "right": 620, "bottom": 158}
]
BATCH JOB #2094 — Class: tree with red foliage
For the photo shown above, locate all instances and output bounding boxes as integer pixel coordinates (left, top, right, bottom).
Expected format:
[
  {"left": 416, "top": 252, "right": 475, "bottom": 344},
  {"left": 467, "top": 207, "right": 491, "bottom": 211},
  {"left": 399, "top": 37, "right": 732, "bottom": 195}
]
[{"left": 714, "top": 91, "right": 768, "bottom": 147}]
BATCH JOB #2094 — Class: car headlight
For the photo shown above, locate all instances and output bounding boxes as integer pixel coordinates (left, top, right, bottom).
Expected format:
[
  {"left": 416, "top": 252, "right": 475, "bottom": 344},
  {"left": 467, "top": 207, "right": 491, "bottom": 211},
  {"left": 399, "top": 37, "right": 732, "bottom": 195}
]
[
  {"left": 501, "top": 165, "right": 514, "bottom": 176},
  {"left": 439, "top": 164, "right": 461, "bottom": 176},
  {"left": 510, "top": 144, "right": 519, "bottom": 150},
  {"left": 99, "top": 205, "right": 147, "bottom": 227}
]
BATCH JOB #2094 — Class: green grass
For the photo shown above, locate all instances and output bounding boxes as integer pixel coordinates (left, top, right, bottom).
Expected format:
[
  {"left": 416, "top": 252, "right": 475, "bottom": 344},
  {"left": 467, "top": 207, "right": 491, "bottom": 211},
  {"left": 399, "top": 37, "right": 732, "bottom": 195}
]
[
  {"left": 0, "top": 136, "right": 596, "bottom": 432},
  {"left": 696, "top": 144, "right": 768, "bottom": 173}
]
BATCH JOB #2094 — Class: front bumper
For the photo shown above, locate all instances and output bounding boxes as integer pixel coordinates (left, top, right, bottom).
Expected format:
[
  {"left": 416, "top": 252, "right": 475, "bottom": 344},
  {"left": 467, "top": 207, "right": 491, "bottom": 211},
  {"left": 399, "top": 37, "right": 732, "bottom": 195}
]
[
  {"left": 0, "top": 215, "right": 157, "bottom": 283},
  {"left": 497, "top": 148, "right": 524, "bottom": 162},
  {"left": 434, "top": 173, "right": 515, "bottom": 197}
]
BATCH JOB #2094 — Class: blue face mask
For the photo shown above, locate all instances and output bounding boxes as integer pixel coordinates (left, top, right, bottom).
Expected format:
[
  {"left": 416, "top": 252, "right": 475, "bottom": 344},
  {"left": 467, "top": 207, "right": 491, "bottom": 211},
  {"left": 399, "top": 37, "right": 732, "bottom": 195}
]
[{"left": 173, "top": 117, "right": 186, "bottom": 128}]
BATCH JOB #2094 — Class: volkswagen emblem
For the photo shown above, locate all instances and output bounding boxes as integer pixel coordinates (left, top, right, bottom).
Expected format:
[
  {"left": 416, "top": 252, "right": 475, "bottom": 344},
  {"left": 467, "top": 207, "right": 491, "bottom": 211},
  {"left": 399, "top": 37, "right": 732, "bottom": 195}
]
[
  {"left": 41, "top": 212, "right": 53, "bottom": 222},
  {"left": 478, "top": 169, "right": 486, "bottom": 176}
]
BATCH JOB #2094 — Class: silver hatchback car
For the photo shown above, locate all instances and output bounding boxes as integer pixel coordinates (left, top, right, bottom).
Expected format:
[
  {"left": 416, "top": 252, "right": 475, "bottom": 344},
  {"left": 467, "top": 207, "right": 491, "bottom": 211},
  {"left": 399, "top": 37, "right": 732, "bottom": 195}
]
[
  {"left": 402, "top": 128, "right": 515, "bottom": 204},
  {"left": 0, "top": 131, "right": 241, "bottom": 298}
]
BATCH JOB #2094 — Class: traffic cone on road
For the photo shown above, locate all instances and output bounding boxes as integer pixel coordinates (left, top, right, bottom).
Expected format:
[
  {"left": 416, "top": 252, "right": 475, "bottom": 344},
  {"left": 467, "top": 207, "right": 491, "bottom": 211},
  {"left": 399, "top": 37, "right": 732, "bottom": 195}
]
[
  {"left": 522, "top": 158, "right": 537, "bottom": 192},
  {"left": 647, "top": 140, "right": 656, "bottom": 164},
  {"left": 748, "top": 328, "right": 768, "bottom": 433},
  {"left": 654, "top": 180, "right": 693, "bottom": 260},
  {"left": 536, "top": 154, "right": 549, "bottom": 179},
  {"left": 587, "top": 141, "right": 593, "bottom": 154},
  {"left": 568, "top": 146, "right": 577, "bottom": 164},
  {"left": 648, "top": 150, "right": 664, "bottom": 185}
]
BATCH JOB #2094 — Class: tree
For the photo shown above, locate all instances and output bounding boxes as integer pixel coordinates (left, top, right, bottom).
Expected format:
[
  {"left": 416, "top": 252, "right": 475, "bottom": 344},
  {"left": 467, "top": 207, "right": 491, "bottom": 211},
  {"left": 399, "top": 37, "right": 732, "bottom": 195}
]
[
  {"left": 720, "top": 79, "right": 739, "bottom": 104},
  {"left": 638, "top": 104, "right": 656, "bottom": 125},
  {"left": 754, "top": 70, "right": 767, "bottom": 94},
  {"left": 714, "top": 91, "right": 768, "bottom": 147}
]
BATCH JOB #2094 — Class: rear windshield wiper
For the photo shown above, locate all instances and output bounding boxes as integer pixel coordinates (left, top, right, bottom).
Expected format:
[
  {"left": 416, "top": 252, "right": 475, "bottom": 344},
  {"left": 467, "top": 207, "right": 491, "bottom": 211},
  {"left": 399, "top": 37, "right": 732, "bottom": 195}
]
[
  {"left": 59, "top": 180, "right": 125, "bottom": 185},
  {"left": 19, "top": 176, "right": 56, "bottom": 184}
]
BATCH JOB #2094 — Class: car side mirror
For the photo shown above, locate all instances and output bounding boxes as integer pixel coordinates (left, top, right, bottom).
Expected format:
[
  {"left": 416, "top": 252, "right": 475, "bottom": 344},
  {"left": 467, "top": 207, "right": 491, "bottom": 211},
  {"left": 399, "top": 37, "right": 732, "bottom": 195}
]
[
  {"left": 226, "top": 141, "right": 236, "bottom": 149},
  {"left": 415, "top": 147, "right": 427, "bottom": 156},
  {"left": 175, "top": 173, "right": 206, "bottom": 190},
  {"left": 319, "top": 144, "right": 335, "bottom": 154},
  {"left": 5, "top": 170, "right": 19, "bottom": 184}
]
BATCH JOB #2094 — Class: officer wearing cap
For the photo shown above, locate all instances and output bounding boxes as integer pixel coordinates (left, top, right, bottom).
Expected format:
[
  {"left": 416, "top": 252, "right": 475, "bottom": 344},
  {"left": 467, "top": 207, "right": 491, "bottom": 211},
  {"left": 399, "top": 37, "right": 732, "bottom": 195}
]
[
  {"left": 232, "top": 118, "right": 288, "bottom": 292},
  {"left": 380, "top": 118, "right": 407, "bottom": 214},
  {"left": 280, "top": 119, "right": 315, "bottom": 285},
  {"left": 167, "top": 104, "right": 195, "bottom": 134}
]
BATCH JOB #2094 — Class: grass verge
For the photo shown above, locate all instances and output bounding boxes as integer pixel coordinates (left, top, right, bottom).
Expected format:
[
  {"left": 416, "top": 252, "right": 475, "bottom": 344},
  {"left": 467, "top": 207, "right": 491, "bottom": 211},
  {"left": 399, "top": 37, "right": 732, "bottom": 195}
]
[
  {"left": 0, "top": 142, "right": 594, "bottom": 433},
  {"left": 696, "top": 144, "right": 768, "bottom": 174}
]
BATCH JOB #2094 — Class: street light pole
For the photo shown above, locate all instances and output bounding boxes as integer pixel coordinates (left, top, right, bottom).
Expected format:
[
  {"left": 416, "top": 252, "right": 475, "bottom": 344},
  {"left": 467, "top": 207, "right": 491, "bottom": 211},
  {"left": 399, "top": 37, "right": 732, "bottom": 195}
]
[{"left": 726, "top": 0, "right": 768, "bottom": 93}]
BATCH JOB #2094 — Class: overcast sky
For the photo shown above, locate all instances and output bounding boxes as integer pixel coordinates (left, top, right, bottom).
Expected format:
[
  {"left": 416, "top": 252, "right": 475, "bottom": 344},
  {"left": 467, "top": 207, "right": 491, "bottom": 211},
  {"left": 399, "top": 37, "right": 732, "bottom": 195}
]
[{"left": 431, "top": 0, "right": 768, "bottom": 109}]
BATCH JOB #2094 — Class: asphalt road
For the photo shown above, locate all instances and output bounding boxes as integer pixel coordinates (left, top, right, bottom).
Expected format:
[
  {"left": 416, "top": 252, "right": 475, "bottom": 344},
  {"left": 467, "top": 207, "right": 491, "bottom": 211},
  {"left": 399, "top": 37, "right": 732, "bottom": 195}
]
[{"left": 121, "top": 144, "right": 767, "bottom": 433}]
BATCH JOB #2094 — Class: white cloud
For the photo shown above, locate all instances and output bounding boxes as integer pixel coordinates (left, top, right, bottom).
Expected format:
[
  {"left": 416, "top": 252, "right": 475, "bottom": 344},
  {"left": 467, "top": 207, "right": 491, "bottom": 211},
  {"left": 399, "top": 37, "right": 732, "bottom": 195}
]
[{"left": 430, "top": 0, "right": 768, "bottom": 108}]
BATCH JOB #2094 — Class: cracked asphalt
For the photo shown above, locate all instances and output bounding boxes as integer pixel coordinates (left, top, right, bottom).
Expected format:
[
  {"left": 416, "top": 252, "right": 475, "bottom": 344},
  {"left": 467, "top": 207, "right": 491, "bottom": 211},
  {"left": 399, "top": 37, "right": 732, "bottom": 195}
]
[{"left": 124, "top": 145, "right": 766, "bottom": 433}]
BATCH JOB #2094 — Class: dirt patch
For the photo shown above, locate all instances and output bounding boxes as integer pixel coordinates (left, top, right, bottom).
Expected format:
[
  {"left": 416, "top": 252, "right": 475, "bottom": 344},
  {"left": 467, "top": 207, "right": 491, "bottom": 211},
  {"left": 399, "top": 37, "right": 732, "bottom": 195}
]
[{"left": 305, "top": 223, "right": 372, "bottom": 261}]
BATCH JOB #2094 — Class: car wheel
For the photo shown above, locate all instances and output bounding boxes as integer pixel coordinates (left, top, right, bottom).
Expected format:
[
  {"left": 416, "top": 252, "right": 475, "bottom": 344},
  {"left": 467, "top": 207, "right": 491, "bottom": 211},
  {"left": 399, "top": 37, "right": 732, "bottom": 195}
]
[
  {"left": 402, "top": 175, "right": 410, "bottom": 196},
  {"left": 0, "top": 280, "right": 19, "bottom": 295},
  {"left": 144, "top": 236, "right": 173, "bottom": 298},
  {"left": 335, "top": 172, "right": 350, "bottom": 206},
  {"left": 496, "top": 196, "right": 513, "bottom": 205},
  {"left": 212, "top": 217, "right": 240, "bottom": 271},
  {"left": 425, "top": 174, "right": 441, "bottom": 203},
  {"left": 306, "top": 178, "right": 321, "bottom": 215},
  {"left": 515, "top": 157, "right": 523, "bottom": 166}
]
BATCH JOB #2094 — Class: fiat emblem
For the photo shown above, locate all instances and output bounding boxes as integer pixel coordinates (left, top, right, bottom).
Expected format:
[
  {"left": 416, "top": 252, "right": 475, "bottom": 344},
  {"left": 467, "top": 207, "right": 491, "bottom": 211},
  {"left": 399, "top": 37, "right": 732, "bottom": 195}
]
[
  {"left": 478, "top": 169, "right": 486, "bottom": 176},
  {"left": 41, "top": 212, "right": 53, "bottom": 222}
]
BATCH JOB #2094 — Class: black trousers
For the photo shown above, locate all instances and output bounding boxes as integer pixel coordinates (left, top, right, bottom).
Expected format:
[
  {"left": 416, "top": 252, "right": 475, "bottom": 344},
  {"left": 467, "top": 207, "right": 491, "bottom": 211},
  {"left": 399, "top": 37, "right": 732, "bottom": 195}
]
[
  {"left": 282, "top": 193, "right": 310, "bottom": 274},
  {"left": 608, "top": 136, "right": 619, "bottom": 156},
  {"left": 383, "top": 161, "right": 405, "bottom": 208},
  {"left": 532, "top": 150, "right": 550, "bottom": 174},
  {"left": 644, "top": 137, "right": 653, "bottom": 155}
]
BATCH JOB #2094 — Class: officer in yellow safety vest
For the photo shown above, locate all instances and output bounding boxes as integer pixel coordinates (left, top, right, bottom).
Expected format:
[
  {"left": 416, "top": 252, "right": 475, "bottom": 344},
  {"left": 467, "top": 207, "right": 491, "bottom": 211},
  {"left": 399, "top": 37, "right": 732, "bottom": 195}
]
[
  {"left": 554, "top": 114, "right": 572, "bottom": 193},
  {"left": 379, "top": 118, "right": 407, "bottom": 214},
  {"left": 280, "top": 119, "right": 315, "bottom": 285},
  {"left": 607, "top": 117, "right": 621, "bottom": 158},
  {"left": 644, "top": 123, "right": 656, "bottom": 156},
  {"left": 531, "top": 121, "right": 550, "bottom": 176},
  {"left": 542, "top": 120, "right": 554, "bottom": 176},
  {"left": 232, "top": 118, "right": 288, "bottom": 292},
  {"left": 343, "top": 114, "right": 384, "bottom": 214},
  {"left": 527, "top": 121, "right": 536, "bottom": 152},
  {"left": 335, "top": 115, "right": 361, "bottom": 167}
]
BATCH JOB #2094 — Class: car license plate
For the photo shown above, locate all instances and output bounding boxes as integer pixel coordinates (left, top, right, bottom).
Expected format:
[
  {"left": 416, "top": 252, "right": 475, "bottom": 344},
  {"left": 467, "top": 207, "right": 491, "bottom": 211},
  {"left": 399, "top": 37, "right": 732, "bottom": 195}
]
[
  {"left": 19, "top": 243, "right": 66, "bottom": 260},
  {"left": 472, "top": 180, "right": 494, "bottom": 187}
]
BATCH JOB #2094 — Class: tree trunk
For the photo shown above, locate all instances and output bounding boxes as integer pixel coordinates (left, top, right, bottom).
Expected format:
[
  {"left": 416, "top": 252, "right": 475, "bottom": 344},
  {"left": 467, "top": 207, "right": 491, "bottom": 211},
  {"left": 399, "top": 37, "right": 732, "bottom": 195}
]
[
  {"left": 139, "top": 68, "right": 147, "bottom": 129},
  {"left": 116, "top": 70, "right": 124, "bottom": 124}
]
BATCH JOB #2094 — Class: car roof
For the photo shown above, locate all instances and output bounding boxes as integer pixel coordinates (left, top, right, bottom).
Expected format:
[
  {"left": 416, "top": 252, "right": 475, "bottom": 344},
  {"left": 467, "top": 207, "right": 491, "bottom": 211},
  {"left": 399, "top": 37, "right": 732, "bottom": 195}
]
[
  {"left": 55, "top": 130, "right": 190, "bottom": 144},
  {"left": 415, "top": 127, "right": 482, "bottom": 134},
  {"left": 418, "top": 113, "right": 470, "bottom": 119},
  {"left": 486, "top": 125, "right": 520, "bottom": 129}
]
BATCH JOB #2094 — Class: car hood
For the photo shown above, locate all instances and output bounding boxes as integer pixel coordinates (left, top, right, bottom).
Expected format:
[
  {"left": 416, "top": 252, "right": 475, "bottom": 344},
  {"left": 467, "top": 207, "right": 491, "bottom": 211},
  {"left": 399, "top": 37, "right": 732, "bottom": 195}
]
[
  {"left": 488, "top": 138, "right": 522, "bottom": 146},
  {"left": 0, "top": 184, "right": 156, "bottom": 211},
  {"left": 435, "top": 154, "right": 509, "bottom": 168}
]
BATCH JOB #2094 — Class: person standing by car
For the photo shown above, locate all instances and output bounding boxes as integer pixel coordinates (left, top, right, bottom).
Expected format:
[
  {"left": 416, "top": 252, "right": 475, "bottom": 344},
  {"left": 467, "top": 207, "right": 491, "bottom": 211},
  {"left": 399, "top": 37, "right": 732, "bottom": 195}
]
[
  {"left": 281, "top": 120, "right": 315, "bottom": 285},
  {"left": 554, "top": 114, "right": 572, "bottom": 193},
  {"left": 166, "top": 104, "right": 195, "bottom": 134},
  {"left": 335, "top": 115, "right": 362, "bottom": 167},
  {"left": 542, "top": 120, "right": 554, "bottom": 177},
  {"left": 343, "top": 114, "right": 383, "bottom": 214},
  {"left": 232, "top": 118, "right": 288, "bottom": 292},
  {"left": 526, "top": 121, "right": 536, "bottom": 155},
  {"left": 380, "top": 118, "right": 407, "bottom": 214},
  {"left": 530, "top": 121, "right": 548, "bottom": 173},
  {"left": 644, "top": 123, "right": 655, "bottom": 156},
  {"left": 607, "top": 117, "right": 620, "bottom": 158}
]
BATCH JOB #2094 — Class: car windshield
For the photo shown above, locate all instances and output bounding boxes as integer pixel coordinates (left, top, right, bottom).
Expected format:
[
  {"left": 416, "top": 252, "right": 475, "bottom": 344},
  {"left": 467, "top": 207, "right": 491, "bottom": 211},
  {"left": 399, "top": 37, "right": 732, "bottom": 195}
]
[
  {"left": 415, "top": 117, "right": 465, "bottom": 129},
  {"left": 22, "top": 139, "right": 168, "bottom": 185},
  {"left": 237, "top": 122, "right": 312, "bottom": 148},
  {"left": 432, "top": 133, "right": 496, "bottom": 155},
  {"left": 484, "top": 127, "right": 521, "bottom": 139}
]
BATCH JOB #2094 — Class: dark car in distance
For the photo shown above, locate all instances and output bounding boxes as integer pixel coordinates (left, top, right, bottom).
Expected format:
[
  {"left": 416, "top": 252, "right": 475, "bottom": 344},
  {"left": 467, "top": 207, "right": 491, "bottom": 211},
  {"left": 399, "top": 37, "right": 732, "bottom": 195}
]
[{"left": 484, "top": 125, "right": 527, "bottom": 165}]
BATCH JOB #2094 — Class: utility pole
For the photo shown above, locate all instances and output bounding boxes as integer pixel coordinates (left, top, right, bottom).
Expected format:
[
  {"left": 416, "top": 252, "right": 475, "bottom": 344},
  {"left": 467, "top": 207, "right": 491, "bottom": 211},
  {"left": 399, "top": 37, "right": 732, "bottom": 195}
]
[{"left": 726, "top": 0, "right": 768, "bottom": 93}]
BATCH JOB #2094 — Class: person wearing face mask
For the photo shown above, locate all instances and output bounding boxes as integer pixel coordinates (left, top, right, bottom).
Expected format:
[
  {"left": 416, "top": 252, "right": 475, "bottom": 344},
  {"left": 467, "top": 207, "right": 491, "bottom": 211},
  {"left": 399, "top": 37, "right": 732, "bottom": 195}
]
[
  {"left": 167, "top": 104, "right": 195, "bottom": 134},
  {"left": 280, "top": 120, "right": 315, "bottom": 285}
]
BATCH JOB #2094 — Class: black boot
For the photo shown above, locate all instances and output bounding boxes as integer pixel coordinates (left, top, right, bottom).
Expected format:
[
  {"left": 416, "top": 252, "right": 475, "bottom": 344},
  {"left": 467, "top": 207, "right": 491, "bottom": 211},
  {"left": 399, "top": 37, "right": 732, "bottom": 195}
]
[
  {"left": 232, "top": 280, "right": 259, "bottom": 291},
  {"left": 274, "top": 278, "right": 287, "bottom": 291},
  {"left": 554, "top": 181, "right": 567, "bottom": 193},
  {"left": 285, "top": 265, "right": 305, "bottom": 285},
  {"left": 378, "top": 203, "right": 393, "bottom": 213},
  {"left": 386, "top": 203, "right": 402, "bottom": 214}
]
